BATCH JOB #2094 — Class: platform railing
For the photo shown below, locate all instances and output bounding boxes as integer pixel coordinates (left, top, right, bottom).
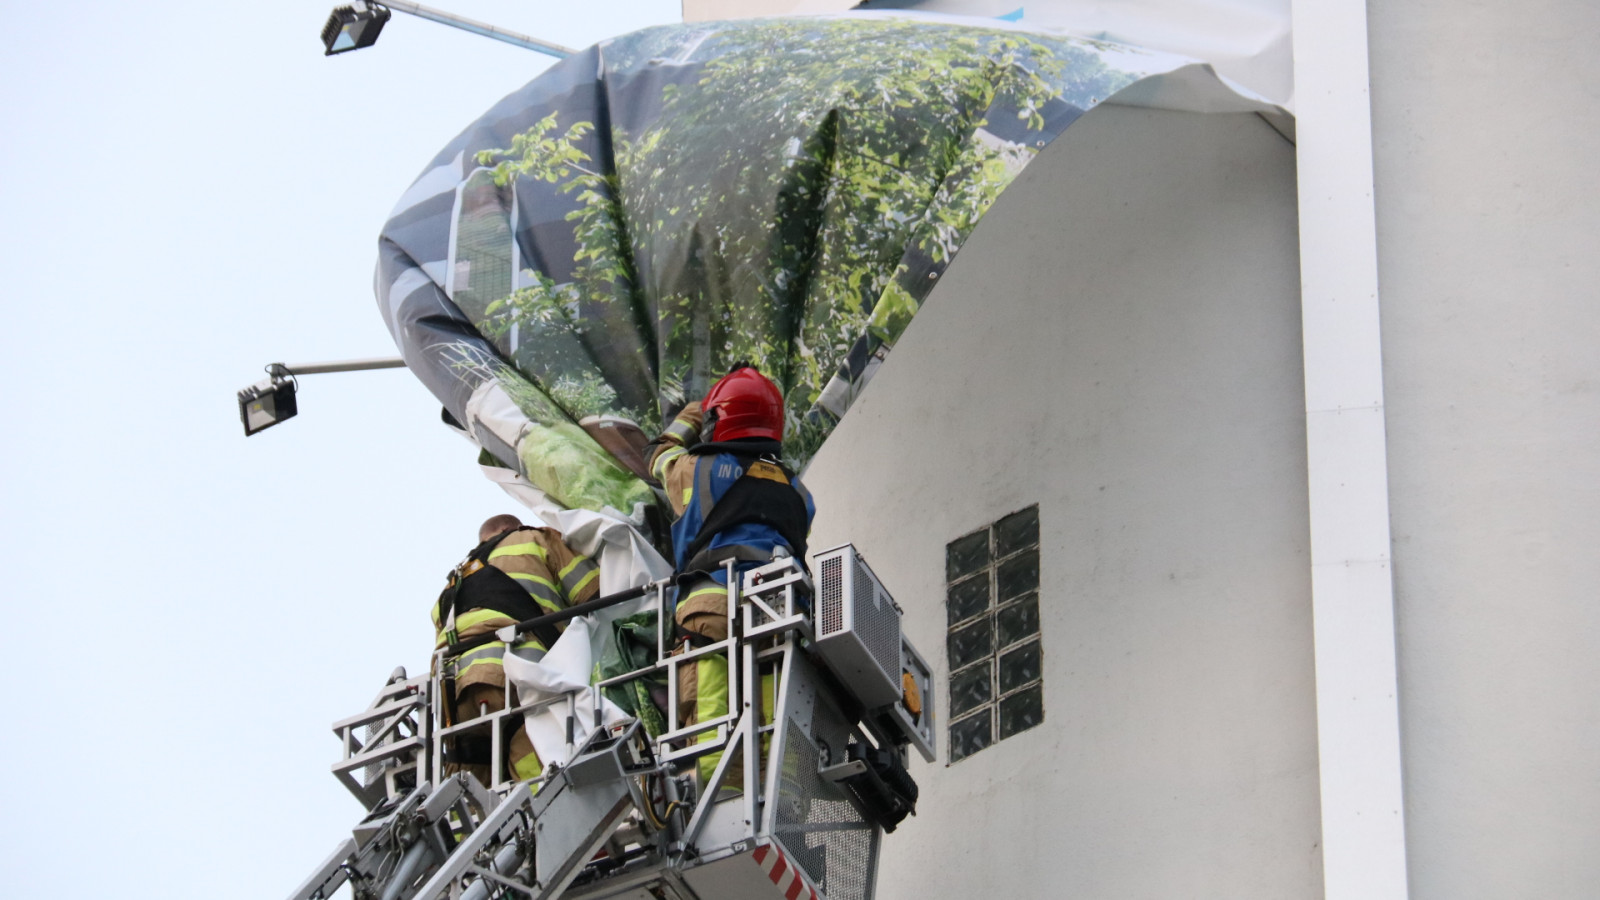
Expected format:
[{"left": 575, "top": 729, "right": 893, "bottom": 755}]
[
  {"left": 333, "top": 554, "right": 822, "bottom": 819},
  {"left": 302, "top": 551, "right": 901, "bottom": 900},
  {"left": 330, "top": 669, "right": 429, "bottom": 810},
  {"left": 420, "top": 562, "right": 765, "bottom": 801}
]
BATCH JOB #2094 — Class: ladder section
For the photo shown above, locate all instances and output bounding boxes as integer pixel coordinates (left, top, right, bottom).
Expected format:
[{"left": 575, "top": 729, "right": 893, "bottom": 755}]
[{"left": 289, "top": 771, "right": 502, "bottom": 900}]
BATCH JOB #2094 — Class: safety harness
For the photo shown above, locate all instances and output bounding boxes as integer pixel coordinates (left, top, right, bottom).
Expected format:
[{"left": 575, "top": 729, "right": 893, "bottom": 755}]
[
  {"left": 678, "top": 441, "right": 810, "bottom": 576},
  {"left": 438, "top": 528, "right": 565, "bottom": 649},
  {"left": 436, "top": 528, "right": 564, "bottom": 736}
]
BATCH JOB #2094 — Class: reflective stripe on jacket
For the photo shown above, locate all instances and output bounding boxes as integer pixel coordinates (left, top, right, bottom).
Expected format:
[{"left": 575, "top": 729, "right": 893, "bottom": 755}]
[{"left": 432, "top": 527, "right": 601, "bottom": 691}]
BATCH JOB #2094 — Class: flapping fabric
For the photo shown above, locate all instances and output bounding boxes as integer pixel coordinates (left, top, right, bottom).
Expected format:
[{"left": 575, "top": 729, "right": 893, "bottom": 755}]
[{"left": 377, "top": 12, "right": 1282, "bottom": 513}]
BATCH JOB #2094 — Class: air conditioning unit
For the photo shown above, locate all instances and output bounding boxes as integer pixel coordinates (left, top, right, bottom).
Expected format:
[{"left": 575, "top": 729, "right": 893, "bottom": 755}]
[{"left": 811, "top": 544, "right": 904, "bottom": 710}]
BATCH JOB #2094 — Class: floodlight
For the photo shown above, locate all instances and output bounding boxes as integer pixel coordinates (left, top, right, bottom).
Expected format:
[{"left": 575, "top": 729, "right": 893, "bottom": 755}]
[
  {"left": 234, "top": 356, "right": 403, "bottom": 437},
  {"left": 319, "top": 0, "right": 573, "bottom": 60},
  {"left": 322, "top": 2, "right": 391, "bottom": 55},
  {"left": 238, "top": 364, "right": 298, "bottom": 436}
]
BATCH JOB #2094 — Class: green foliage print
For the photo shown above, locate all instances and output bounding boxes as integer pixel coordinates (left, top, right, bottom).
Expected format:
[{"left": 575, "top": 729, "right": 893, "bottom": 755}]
[
  {"left": 459, "top": 15, "right": 1138, "bottom": 500},
  {"left": 441, "top": 341, "right": 652, "bottom": 514}
]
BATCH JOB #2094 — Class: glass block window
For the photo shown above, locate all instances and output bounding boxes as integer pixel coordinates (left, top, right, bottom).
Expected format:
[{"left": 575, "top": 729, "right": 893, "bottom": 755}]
[{"left": 946, "top": 505, "right": 1043, "bottom": 762}]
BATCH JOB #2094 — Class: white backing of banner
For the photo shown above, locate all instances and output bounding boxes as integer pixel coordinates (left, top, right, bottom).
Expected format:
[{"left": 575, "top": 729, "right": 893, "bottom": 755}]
[
  {"left": 465, "top": 380, "right": 532, "bottom": 454},
  {"left": 503, "top": 618, "right": 631, "bottom": 771},
  {"left": 478, "top": 463, "right": 671, "bottom": 663},
  {"left": 800, "top": 3, "right": 1293, "bottom": 106}
]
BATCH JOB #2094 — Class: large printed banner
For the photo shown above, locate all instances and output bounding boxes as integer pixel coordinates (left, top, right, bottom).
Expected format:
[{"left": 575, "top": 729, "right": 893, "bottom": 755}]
[{"left": 377, "top": 13, "right": 1283, "bottom": 514}]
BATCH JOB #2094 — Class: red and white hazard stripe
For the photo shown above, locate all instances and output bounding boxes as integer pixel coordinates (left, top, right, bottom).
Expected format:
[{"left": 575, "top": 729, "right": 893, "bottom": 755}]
[{"left": 751, "top": 842, "right": 821, "bottom": 900}]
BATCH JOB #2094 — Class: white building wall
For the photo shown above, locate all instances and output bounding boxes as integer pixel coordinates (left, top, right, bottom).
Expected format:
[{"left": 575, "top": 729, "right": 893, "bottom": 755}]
[
  {"left": 671, "top": 5, "right": 1600, "bottom": 894},
  {"left": 1368, "top": 3, "right": 1600, "bottom": 896},
  {"left": 801, "top": 105, "right": 1320, "bottom": 898}
]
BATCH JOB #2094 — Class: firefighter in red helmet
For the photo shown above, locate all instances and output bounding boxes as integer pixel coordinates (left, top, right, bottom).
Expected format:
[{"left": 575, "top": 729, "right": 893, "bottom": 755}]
[{"left": 648, "top": 364, "right": 814, "bottom": 782}]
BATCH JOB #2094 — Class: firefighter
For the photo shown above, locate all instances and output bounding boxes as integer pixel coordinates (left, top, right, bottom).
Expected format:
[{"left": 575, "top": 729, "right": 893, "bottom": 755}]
[
  {"left": 432, "top": 514, "right": 600, "bottom": 786},
  {"left": 648, "top": 365, "right": 815, "bottom": 783}
]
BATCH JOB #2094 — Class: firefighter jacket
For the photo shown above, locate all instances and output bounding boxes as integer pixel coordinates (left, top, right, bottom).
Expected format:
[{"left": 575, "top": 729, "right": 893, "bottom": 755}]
[{"left": 431, "top": 526, "right": 601, "bottom": 693}]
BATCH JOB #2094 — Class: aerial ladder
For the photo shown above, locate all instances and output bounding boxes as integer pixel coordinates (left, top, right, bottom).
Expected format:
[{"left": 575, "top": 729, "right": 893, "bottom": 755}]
[{"left": 288, "top": 544, "right": 936, "bottom": 900}]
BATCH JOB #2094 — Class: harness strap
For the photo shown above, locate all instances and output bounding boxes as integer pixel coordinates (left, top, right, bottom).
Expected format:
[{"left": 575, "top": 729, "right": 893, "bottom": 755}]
[
  {"left": 442, "top": 528, "right": 563, "bottom": 653},
  {"left": 683, "top": 543, "right": 778, "bottom": 575},
  {"left": 680, "top": 452, "right": 809, "bottom": 570},
  {"left": 690, "top": 449, "right": 731, "bottom": 523}
]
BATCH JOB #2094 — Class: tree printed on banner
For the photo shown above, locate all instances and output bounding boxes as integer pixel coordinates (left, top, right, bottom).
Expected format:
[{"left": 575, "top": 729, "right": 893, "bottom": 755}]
[{"left": 398, "top": 16, "right": 1149, "bottom": 511}]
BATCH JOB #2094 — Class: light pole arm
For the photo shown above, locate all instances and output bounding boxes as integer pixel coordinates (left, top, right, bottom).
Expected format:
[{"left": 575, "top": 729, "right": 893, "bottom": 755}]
[
  {"left": 275, "top": 356, "right": 407, "bottom": 376},
  {"left": 236, "top": 356, "right": 407, "bottom": 436},
  {"left": 382, "top": 1, "right": 574, "bottom": 58}
]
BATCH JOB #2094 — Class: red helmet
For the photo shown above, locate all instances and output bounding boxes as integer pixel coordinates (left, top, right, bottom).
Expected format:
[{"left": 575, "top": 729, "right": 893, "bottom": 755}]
[{"left": 702, "top": 365, "right": 784, "bottom": 442}]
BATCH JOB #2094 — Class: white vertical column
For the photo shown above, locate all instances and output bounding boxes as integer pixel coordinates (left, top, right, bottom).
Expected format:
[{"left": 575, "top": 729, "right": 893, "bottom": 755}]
[{"left": 1290, "top": 1, "right": 1410, "bottom": 899}]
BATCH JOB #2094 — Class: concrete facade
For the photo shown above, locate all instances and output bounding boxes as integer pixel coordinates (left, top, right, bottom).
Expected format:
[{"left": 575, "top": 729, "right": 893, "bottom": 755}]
[
  {"left": 803, "top": 104, "right": 1320, "bottom": 897},
  {"left": 795, "top": 3, "right": 1600, "bottom": 898},
  {"left": 1370, "top": 3, "right": 1600, "bottom": 897}
]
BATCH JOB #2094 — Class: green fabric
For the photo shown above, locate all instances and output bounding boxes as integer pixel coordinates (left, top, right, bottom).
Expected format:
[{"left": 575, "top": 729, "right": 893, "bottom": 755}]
[{"left": 598, "top": 612, "right": 668, "bottom": 737}]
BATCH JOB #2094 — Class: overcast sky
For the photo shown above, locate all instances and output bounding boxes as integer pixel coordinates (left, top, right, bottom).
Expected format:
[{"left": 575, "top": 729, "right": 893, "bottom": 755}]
[{"left": 0, "top": 2, "right": 679, "bottom": 896}]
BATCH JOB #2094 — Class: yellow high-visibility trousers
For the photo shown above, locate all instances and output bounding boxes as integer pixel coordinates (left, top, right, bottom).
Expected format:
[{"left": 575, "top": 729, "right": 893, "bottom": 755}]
[{"left": 674, "top": 581, "right": 777, "bottom": 786}]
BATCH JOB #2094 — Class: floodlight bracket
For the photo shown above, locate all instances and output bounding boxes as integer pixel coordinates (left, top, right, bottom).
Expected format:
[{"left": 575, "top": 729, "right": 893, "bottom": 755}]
[
  {"left": 321, "top": 0, "right": 574, "bottom": 59},
  {"left": 235, "top": 356, "right": 405, "bottom": 437},
  {"left": 278, "top": 356, "right": 406, "bottom": 377}
]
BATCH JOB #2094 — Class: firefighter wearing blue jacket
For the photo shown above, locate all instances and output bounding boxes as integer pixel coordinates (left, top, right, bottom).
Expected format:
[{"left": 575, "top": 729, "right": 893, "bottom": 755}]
[{"left": 648, "top": 365, "right": 814, "bottom": 781}]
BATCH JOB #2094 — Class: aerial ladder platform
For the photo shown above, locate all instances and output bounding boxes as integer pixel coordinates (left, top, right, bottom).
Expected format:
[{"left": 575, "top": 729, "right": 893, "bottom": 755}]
[{"left": 288, "top": 544, "right": 936, "bottom": 900}]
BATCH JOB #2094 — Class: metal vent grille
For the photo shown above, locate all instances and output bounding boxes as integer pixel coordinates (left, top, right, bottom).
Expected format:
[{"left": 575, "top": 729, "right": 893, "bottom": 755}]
[
  {"left": 854, "top": 558, "right": 902, "bottom": 686},
  {"left": 819, "top": 554, "right": 844, "bottom": 637},
  {"left": 774, "top": 720, "right": 879, "bottom": 900},
  {"left": 811, "top": 546, "right": 905, "bottom": 708}
]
